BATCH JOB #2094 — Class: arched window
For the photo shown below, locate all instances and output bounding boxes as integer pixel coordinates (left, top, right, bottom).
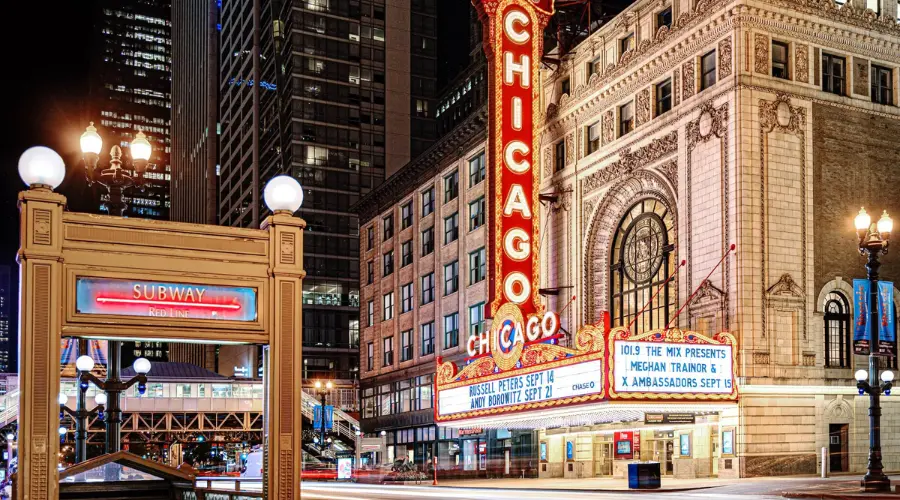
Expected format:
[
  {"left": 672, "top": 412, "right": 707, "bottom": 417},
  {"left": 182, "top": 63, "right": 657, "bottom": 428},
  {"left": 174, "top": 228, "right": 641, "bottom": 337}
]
[
  {"left": 610, "top": 199, "right": 676, "bottom": 333},
  {"left": 824, "top": 291, "right": 850, "bottom": 368}
]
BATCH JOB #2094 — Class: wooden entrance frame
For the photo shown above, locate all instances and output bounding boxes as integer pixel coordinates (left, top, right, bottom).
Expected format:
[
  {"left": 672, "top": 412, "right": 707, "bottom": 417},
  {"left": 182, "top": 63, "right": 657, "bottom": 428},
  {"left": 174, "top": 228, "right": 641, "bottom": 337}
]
[{"left": 17, "top": 186, "right": 305, "bottom": 499}]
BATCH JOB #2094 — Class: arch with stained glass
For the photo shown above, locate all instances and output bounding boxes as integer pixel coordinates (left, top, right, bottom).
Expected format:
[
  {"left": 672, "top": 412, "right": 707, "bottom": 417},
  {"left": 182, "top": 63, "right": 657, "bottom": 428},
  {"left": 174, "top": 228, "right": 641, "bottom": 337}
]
[{"left": 609, "top": 198, "right": 676, "bottom": 333}]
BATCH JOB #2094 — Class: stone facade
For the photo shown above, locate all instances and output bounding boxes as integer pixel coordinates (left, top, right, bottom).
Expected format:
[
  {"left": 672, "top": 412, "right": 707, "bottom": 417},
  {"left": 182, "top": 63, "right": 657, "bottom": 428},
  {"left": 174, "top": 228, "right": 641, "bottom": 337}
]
[{"left": 357, "top": 0, "right": 900, "bottom": 479}]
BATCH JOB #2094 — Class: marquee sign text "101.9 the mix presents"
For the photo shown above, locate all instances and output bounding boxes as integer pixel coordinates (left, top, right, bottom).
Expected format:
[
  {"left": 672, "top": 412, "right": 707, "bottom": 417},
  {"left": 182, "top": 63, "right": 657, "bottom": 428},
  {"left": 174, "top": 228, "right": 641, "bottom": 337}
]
[
  {"left": 613, "top": 341, "right": 734, "bottom": 394},
  {"left": 437, "top": 359, "right": 603, "bottom": 417}
]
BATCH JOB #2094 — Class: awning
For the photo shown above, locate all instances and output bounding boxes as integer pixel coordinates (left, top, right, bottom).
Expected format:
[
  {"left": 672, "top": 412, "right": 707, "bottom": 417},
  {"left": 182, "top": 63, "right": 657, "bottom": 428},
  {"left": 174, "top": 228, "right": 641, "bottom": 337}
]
[{"left": 437, "top": 401, "right": 737, "bottom": 430}]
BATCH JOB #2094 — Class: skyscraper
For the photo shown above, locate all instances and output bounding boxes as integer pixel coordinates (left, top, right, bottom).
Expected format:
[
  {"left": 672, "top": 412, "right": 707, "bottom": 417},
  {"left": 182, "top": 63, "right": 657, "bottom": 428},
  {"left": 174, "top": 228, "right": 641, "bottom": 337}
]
[
  {"left": 0, "top": 266, "right": 11, "bottom": 373},
  {"left": 217, "top": 0, "right": 439, "bottom": 383},
  {"left": 89, "top": 0, "right": 172, "bottom": 219},
  {"left": 171, "top": 0, "right": 219, "bottom": 225}
]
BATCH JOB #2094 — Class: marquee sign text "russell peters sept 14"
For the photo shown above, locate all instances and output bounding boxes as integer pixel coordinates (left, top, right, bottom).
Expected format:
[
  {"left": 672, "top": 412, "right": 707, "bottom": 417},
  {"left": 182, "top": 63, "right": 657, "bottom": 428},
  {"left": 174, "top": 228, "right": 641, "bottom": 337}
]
[
  {"left": 437, "top": 359, "right": 603, "bottom": 417},
  {"left": 75, "top": 277, "right": 258, "bottom": 322},
  {"left": 613, "top": 341, "right": 734, "bottom": 394}
]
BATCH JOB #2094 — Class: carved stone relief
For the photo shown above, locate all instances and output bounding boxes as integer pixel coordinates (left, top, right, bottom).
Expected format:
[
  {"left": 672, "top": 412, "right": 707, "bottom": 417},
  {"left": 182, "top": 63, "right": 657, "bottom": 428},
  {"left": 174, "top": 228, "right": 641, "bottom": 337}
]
[
  {"left": 636, "top": 87, "right": 652, "bottom": 126},
  {"left": 682, "top": 59, "right": 696, "bottom": 100},
  {"left": 754, "top": 33, "right": 770, "bottom": 75},
  {"left": 673, "top": 71, "right": 681, "bottom": 106},
  {"left": 795, "top": 43, "right": 809, "bottom": 83},
  {"left": 565, "top": 133, "right": 576, "bottom": 166},
  {"left": 718, "top": 36, "right": 733, "bottom": 80},
  {"left": 583, "top": 131, "right": 678, "bottom": 193},
  {"left": 601, "top": 109, "right": 615, "bottom": 146},
  {"left": 854, "top": 57, "right": 870, "bottom": 96}
]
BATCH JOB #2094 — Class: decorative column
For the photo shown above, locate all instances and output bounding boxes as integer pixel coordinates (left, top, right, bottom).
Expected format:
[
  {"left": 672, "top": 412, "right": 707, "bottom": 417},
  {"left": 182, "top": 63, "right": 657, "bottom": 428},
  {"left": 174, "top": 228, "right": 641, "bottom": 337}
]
[
  {"left": 17, "top": 187, "right": 66, "bottom": 500},
  {"left": 261, "top": 213, "right": 306, "bottom": 499}
]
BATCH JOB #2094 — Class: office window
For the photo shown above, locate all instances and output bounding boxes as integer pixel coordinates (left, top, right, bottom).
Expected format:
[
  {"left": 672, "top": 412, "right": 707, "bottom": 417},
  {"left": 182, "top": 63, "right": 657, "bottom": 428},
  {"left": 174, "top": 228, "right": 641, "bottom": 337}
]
[
  {"left": 656, "top": 79, "right": 673, "bottom": 116},
  {"left": 469, "top": 152, "right": 486, "bottom": 187},
  {"left": 469, "top": 247, "right": 486, "bottom": 285},
  {"left": 657, "top": 7, "right": 672, "bottom": 30},
  {"left": 421, "top": 272, "right": 435, "bottom": 305},
  {"left": 383, "top": 251, "right": 394, "bottom": 276},
  {"left": 554, "top": 140, "right": 566, "bottom": 172},
  {"left": 588, "top": 56, "right": 602, "bottom": 76},
  {"left": 382, "top": 293, "right": 394, "bottom": 321},
  {"left": 401, "top": 282, "right": 413, "bottom": 313},
  {"left": 872, "top": 65, "right": 893, "bottom": 105},
  {"left": 444, "top": 312, "right": 459, "bottom": 349},
  {"left": 422, "top": 186, "right": 435, "bottom": 216},
  {"left": 619, "top": 102, "right": 634, "bottom": 137},
  {"left": 700, "top": 50, "right": 717, "bottom": 91},
  {"left": 822, "top": 53, "right": 846, "bottom": 96},
  {"left": 401, "top": 329, "right": 413, "bottom": 361},
  {"left": 421, "top": 322, "right": 435, "bottom": 356},
  {"left": 383, "top": 214, "right": 394, "bottom": 239},
  {"left": 586, "top": 122, "right": 601, "bottom": 155},
  {"left": 367, "top": 260, "right": 374, "bottom": 284},
  {"left": 444, "top": 260, "right": 459, "bottom": 295},
  {"left": 383, "top": 337, "right": 394, "bottom": 366},
  {"left": 469, "top": 197, "right": 485, "bottom": 231},
  {"left": 444, "top": 171, "right": 459, "bottom": 202},
  {"left": 469, "top": 302, "right": 485, "bottom": 336},
  {"left": 444, "top": 212, "right": 459, "bottom": 244},
  {"left": 421, "top": 227, "right": 434, "bottom": 255},
  {"left": 560, "top": 77, "right": 571, "bottom": 96},
  {"left": 401, "top": 202, "right": 413, "bottom": 229},
  {"left": 620, "top": 33, "right": 635, "bottom": 57},
  {"left": 401, "top": 240, "right": 413, "bottom": 267},
  {"left": 771, "top": 41, "right": 790, "bottom": 80},
  {"left": 367, "top": 226, "right": 374, "bottom": 250},
  {"left": 367, "top": 342, "right": 374, "bottom": 371}
]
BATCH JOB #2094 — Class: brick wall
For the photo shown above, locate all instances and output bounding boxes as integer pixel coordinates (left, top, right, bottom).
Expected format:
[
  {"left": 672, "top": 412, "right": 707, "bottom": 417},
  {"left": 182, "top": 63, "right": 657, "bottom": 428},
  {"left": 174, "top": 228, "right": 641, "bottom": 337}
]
[{"left": 812, "top": 104, "right": 900, "bottom": 296}]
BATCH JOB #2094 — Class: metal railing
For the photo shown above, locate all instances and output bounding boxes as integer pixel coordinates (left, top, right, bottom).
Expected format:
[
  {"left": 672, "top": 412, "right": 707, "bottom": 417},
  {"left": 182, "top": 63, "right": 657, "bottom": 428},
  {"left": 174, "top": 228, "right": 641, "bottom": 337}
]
[{"left": 300, "top": 391, "right": 359, "bottom": 443}]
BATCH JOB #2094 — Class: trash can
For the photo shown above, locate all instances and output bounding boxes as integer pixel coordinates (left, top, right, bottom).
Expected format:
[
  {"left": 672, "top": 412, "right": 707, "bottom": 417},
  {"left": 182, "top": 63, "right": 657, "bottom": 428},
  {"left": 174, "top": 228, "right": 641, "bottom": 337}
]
[{"left": 627, "top": 462, "right": 661, "bottom": 489}]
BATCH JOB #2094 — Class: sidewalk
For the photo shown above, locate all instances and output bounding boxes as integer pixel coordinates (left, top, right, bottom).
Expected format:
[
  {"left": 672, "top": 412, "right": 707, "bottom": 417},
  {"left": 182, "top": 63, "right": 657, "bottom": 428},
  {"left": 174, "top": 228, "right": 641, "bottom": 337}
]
[
  {"left": 782, "top": 476, "right": 900, "bottom": 500},
  {"left": 437, "top": 476, "right": 732, "bottom": 491}
]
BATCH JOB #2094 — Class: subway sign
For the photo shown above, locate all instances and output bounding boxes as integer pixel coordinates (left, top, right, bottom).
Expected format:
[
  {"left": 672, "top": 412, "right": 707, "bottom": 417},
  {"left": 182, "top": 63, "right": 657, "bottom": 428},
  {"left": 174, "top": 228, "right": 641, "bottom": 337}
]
[{"left": 75, "top": 277, "right": 258, "bottom": 322}]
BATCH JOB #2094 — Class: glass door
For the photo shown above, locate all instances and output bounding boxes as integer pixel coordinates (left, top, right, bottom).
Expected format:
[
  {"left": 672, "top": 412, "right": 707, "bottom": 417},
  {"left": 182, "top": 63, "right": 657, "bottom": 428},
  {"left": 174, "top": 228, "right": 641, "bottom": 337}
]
[{"left": 594, "top": 441, "right": 613, "bottom": 476}]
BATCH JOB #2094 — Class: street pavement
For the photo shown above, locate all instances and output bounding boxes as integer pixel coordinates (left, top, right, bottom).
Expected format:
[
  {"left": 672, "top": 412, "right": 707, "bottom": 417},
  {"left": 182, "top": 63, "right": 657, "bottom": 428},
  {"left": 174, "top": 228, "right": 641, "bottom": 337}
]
[{"left": 299, "top": 475, "right": 900, "bottom": 500}]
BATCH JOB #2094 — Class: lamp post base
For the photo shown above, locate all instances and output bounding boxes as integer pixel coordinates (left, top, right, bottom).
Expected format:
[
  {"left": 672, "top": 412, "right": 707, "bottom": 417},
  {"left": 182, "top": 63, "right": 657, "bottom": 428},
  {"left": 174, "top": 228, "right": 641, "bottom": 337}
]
[{"left": 862, "top": 474, "right": 892, "bottom": 493}]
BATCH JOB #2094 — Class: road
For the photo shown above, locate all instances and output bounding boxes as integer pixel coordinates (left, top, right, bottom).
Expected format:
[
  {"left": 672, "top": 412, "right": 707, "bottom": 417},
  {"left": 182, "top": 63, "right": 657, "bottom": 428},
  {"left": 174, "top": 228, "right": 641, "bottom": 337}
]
[{"left": 299, "top": 480, "right": 798, "bottom": 500}]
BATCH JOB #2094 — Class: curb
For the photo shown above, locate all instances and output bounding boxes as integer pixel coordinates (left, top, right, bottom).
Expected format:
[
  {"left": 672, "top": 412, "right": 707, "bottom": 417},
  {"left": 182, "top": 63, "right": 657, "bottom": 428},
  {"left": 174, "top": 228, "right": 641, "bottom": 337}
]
[
  {"left": 783, "top": 492, "right": 900, "bottom": 499},
  {"left": 431, "top": 484, "right": 722, "bottom": 493}
]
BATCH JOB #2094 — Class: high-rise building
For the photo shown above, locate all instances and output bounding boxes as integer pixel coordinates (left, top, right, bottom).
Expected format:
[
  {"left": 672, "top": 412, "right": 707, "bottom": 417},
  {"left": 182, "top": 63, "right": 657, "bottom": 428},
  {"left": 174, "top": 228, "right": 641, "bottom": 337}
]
[
  {"left": 217, "top": 0, "right": 439, "bottom": 384},
  {"left": 0, "top": 266, "right": 12, "bottom": 373},
  {"left": 89, "top": 0, "right": 172, "bottom": 219},
  {"left": 171, "top": 0, "right": 220, "bottom": 225}
]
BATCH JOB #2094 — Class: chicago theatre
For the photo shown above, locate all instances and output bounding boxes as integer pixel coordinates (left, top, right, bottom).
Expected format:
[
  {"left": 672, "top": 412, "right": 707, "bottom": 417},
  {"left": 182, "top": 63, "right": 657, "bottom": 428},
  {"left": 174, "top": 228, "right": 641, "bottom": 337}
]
[{"left": 355, "top": 0, "right": 900, "bottom": 480}]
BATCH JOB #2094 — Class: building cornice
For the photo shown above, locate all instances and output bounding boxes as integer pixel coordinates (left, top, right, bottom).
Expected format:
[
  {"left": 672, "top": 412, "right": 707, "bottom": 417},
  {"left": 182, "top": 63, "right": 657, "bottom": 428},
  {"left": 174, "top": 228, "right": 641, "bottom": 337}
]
[{"left": 353, "top": 106, "right": 488, "bottom": 223}]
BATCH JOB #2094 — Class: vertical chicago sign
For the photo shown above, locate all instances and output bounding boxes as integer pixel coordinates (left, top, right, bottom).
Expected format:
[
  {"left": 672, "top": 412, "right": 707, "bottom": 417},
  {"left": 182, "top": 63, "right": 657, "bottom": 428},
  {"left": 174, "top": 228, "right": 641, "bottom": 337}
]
[{"left": 474, "top": 0, "right": 555, "bottom": 369}]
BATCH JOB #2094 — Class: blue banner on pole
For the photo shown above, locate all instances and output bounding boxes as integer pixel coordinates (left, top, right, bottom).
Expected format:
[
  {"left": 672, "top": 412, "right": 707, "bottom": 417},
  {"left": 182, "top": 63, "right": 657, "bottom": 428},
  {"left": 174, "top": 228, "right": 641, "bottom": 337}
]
[
  {"left": 877, "top": 281, "right": 895, "bottom": 357},
  {"left": 853, "top": 279, "right": 871, "bottom": 355},
  {"left": 313, "top": 405, "right": 334, "bottom": 431}
]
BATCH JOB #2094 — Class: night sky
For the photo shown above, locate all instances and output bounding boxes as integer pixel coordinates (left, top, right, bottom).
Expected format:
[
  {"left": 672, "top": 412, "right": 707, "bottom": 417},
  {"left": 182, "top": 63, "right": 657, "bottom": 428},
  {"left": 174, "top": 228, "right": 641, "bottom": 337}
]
[{"left": 0, "top": 1, "right": 474, "bottom": 373}]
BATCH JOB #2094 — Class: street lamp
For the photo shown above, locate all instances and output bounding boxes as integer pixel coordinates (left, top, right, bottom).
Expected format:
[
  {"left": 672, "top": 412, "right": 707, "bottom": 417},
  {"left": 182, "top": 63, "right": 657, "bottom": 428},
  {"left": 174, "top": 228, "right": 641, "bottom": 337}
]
[
  {"left": 313, "top": 380, "right": 333, "bottom": 456},
  {"left": 78, "top": 352, "right": 152, "bottom": 454},
  {"left": 18, "top": 146, "right": 66, "bottom": 190},
  {"left": 263, "top": 175, "right": 304, "bottom": 214},
  {"left": 59, "top": 389, "right": 106, "bottom": 463},
  {"left": 852, "top": 207, "right": 892, "bottom": 493},
  {"left": 79, "top": 122, "right": 154, "bottom": 217}
]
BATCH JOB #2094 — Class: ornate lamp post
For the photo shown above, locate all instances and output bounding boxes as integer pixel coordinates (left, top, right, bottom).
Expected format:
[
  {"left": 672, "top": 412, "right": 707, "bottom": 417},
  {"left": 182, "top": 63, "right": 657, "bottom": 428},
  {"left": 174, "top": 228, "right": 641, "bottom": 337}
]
[
  {"left": 58, "top": 390, "right": 106, "bottom": 463},
  {"left": 79, "top": 122, "right": 153, "bottom": 217},
  {"left": 313, "top": 380, "right": 333, "bottom": 455},
  {"left": 75, "top": 352, "right": 151, "bottom": 454},
  {"left": 852, "top": 207, "right": 893, "bottom": 493}
]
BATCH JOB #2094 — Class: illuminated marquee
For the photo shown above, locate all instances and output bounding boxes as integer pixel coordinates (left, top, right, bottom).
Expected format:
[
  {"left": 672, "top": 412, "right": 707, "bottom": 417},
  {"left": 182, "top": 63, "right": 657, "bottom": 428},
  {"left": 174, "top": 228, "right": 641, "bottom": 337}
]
[
  {"left": 607, "top": 327, "right": 738, "bottom": 401},
  {"left": 75, "top": 277, "right": 258, "bottom": 322}
]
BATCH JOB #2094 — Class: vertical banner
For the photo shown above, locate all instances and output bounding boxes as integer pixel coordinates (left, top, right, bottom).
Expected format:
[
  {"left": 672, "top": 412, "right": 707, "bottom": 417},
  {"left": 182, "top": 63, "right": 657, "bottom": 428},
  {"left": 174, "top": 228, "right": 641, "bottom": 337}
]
[
  {"left": 853, "top": 279, "right": 871, "bottom": 355},
  {"left": 877, "top": 282, "right": 895, "bottom": 357},
  {"left": 474, "top": 0, "right": 554, "bottom": 321}
]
